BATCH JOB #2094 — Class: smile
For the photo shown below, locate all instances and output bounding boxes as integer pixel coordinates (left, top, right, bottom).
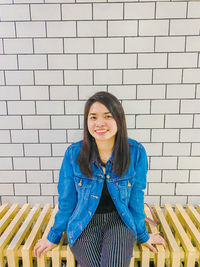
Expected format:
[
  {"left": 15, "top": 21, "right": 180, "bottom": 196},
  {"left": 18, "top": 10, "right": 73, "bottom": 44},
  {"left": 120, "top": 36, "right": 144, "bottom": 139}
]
[{"left": 95, "top": 130, "right": 108, "bottom": 133}]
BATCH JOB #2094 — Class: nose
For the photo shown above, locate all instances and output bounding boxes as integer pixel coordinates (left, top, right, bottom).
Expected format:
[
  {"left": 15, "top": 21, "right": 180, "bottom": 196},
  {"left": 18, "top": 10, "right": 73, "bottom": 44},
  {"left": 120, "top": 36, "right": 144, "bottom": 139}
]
[{"left": 95, "top": 117, "right": 105, "bottom": 126}]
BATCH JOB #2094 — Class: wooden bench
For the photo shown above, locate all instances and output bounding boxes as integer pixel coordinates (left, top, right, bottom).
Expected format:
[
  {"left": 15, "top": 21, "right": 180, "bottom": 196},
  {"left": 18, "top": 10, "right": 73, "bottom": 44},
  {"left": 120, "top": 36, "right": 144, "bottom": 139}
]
[{"left": 0, "top": 203, "right": 200, "bottom": 267}]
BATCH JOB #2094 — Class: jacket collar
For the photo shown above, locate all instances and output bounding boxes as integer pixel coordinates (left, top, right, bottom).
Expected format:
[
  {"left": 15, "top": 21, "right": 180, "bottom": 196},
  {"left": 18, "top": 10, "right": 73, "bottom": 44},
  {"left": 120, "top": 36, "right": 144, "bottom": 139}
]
[{"left": 91, "top": 149, "right": 113, "bottom": 167}]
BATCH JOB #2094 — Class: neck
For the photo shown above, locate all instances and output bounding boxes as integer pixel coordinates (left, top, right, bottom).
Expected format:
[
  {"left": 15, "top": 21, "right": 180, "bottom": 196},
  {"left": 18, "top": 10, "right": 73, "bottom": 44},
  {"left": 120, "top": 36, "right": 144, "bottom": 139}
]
[
  {"left": 95, "top": 139, "right": 114, "bottom": 154},
  {"left": 95, "top": 138, "right": 115, "bottom": 163}
]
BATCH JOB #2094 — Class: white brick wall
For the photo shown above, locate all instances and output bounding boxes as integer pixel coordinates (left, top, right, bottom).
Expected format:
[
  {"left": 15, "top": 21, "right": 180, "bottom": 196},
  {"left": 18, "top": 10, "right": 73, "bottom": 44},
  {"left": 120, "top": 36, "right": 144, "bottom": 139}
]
[
  {"left": 4, "top": 39, "right": 33, "bottom": 54},
  {"left": 31, "top": 4, "right": 61, "bottom": 20},
  {"left": 22, "top": 116, "right": 50, "bottom": 129},
  {"left": 0, "top": 0, "right": 200, "bottom": 208},
  {"left": 108, "top": 21, "right": 137, "bottom": 36},
  {"left": 36, "top": 101, "right": 64, "bottom": 115},
  {"left": 139, "top": 20, "right": 169, "bottom": 36},
  {"left": 39, "top": 130, "right": 66, "bottom": 143},
  {"left": 93, "top": 3, "right": 123, "bottom": 20},
  {"left": 0, "top": 22, "right": 15, "bottom": 38},
  {"left": 19, "top": 55, "right": 47, "bottom": 70},
  {"left": 62, "top": 4, "right": 92, "bottom": 20},
  {"left": 0, "top": 117, "right": 22, "bottom": 129},
  {"left": 21, "top": 86, "right": 49, "bottom": 100},
  {"left": 124, "top": 3, "right": 155, "bottom": 19},
  {"left": 50, "top": 86, "right": 78, "bottom": 100},
  {"left": 165, "top": 115, "right": 193, "bottom": 128},
  {"left": 155, "top": 37, "right": 185, "bottom": 52},
  {"left": 126, "top": 37, "right": 154, "bottom": 52},
  {"left": 11, "top": 130, "right": 38, "bottom": 143},
  {"left": 27, "top": 171, "right": 53, "bottom": 183},
  {"left": 0, "top": 131, "right": 11, "bottom": 143},
  {"left": 167, "top": 85, "right": 195, "bottom": 99},
  {"left": 168, "top": 53, "right": 198, "bottom": 68},
  {"left": 16, "top": 22, "right": 46, "bottom": 38},
  {"left": 170, "top": 19, "right": 200, "bottom": 36},
  {"left": 0, "top": 171, "right": 26, "bottom": 183},
  {"left": 6, "top": 71, "right": 34, "bottom": 85},
  {"left": 0, "top": 102, "right": 7, "bottom": 115},
  {"left": 186, "top": 36, "right": 200, "bottom": 52},
  {"left": 156, "top": 2, "right": 187, "bottom": 19},
  {"left": 8, "top": 101, "right": 35, "bottom": 115}
]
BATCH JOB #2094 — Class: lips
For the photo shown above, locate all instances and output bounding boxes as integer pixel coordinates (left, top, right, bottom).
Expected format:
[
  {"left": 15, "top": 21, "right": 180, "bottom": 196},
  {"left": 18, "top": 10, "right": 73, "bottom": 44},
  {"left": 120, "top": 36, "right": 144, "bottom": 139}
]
[
  {"left": 95, "top": 129, "right": 108, "bottom": 135},
  {"left": 95, "top": 129, "right": 108, "bottom": 133}
]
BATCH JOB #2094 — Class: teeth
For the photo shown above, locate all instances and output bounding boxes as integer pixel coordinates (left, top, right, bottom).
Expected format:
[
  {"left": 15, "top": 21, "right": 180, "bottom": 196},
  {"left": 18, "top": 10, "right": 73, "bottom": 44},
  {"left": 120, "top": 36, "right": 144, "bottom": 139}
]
[{"left": 96, "top": 130, "right": 107, "bottom": 133}]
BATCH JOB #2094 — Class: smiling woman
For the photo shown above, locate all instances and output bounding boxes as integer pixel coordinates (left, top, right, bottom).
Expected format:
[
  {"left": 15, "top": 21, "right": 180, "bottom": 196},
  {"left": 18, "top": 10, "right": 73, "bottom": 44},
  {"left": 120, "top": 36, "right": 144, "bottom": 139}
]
[
  {"left": 87, "top": 102, "right": 118, "bottom": 164},
  {"left": 88, "top": 102, "right": 118, "bottom": 139},
  {"left": 34, "top": 91, "right": 166, "bottom": 267}
]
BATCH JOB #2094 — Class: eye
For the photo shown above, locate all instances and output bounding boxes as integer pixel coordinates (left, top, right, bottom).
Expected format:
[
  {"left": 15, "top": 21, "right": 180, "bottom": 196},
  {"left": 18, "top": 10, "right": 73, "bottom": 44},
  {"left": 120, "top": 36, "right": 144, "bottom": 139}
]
[
  {"left": 90, "top": 116, "right": 96, "bottom": 120},
  {"left": 105, "top": 115, "right": 112, "bottom": 119}
]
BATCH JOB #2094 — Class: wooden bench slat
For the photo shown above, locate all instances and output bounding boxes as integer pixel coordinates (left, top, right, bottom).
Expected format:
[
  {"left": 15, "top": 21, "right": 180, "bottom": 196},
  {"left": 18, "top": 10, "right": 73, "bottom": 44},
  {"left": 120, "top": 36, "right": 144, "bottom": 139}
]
[
  {"left": 0, "top": 203, "right": 199, "bottom": 267},
  {"left": 197, "top": 205, "right": 200, "bottom": 215},
  {"left": 51, "top": 234, "right": 65, "bottom": 267},
  {"left": 6, "top": 204, "right": 41, "bottom": 267},
  {"left": 140, "top": 245, "right": 150, "bottom": 267},
  {"left": 21, "top": 203, "right": 52, "bottom": 267},
  {"left": 0, "top": 204, "right": 9, "bottom": 220},
  {"left": 0, "top": 203, "right": 30, "bottom": 267},
  {"left": 175, "top": 204, "right": 200, "bottom": 257},
  {"left": 176, "top": 204, "right": 200, "bottom": 244},
  {"left": 186, "top": 204, "right": 200, "bottom": 229},
  {"left": 7, "top": 204, "right": 41, "bottom": 250},
  {"left": 153, "top": 204, "right": 180, "bottom": 267},
  {"left": 0, "top": 203, "right": 20, "bottom": 235},
  {"left": 37, "top": 204, "right": 59, "bottom": 267},
  {"left": 144, "top": 204, "right": 165, "bottom": 266},
  {"left": 0, "top": 203, "right": 30, "bottom": 248},
  {"left": 164, "top": 204, "right": 196, "bottom": 267},
  {"left": 42, "top": 204, "right": 58, "bottom": 238}
]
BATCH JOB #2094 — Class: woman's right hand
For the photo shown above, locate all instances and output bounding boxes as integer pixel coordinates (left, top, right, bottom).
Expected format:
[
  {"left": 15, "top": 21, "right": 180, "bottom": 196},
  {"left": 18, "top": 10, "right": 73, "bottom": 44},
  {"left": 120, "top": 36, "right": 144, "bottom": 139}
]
[{"left": 34, "top": 237, "right": 57, "bottom": 258}]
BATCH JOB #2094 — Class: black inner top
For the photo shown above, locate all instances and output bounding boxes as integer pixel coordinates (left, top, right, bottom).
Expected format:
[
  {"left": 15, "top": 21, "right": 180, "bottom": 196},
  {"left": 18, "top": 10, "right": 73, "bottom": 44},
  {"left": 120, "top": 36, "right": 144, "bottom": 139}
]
[{"left": 95, "top": 162, "right": 117, "bottom": 214}]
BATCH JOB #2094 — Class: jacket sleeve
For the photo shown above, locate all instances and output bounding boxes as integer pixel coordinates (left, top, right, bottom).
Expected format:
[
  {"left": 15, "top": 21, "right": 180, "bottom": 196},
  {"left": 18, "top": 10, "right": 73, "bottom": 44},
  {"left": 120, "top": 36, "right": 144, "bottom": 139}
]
[
  {"left": 128, "top": 144, "right": 150, "bottom": 244},
  {"left": 47, "top": 146, "right": 77, "bottom": 244}
]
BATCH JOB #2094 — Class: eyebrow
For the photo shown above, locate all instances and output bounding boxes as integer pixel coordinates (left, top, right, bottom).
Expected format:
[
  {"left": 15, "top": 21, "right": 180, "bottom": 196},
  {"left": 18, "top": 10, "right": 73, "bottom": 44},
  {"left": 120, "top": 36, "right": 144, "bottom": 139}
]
[{"left": 89, "top": 112, "right": 111, "bottom": 115}]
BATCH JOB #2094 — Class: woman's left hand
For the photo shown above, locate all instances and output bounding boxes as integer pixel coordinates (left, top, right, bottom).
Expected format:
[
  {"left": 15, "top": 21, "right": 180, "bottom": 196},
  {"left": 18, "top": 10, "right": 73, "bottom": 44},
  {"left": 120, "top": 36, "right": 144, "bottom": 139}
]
[{"left": 142, "top": 232, "right": 167, "bottom": 253}]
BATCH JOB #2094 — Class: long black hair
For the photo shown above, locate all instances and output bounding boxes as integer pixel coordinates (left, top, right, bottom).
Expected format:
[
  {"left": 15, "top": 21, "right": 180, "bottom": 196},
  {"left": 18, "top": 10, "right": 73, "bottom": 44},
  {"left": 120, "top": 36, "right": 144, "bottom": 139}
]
[{"left": 77, "top": 91, "right": 130, "bottom": 178}]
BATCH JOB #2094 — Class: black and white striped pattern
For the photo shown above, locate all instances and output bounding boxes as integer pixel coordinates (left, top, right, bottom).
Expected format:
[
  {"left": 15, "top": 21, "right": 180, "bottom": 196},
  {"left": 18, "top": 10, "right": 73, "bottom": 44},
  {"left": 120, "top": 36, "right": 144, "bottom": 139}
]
[{"left": 70, "top": 211, "right": 135, "bottom": 267}]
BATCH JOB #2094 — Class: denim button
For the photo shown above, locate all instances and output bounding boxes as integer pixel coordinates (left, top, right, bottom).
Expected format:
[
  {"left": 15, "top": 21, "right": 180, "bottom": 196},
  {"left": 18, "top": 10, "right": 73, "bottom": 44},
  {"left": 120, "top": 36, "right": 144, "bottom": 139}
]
[
  {"left": 121, "top": 213, "right": 125, "bottom": 216},
  {"left": 112, "top": 197, "right": 115, "bottom": 200},
  {"left": 106, "top": 175, "right": 110, "bottom": 179}
]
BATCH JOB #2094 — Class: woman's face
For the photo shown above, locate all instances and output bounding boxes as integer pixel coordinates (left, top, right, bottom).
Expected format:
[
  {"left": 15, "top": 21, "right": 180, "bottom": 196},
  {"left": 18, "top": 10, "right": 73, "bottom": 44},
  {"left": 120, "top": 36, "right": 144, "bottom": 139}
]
[{"left": 87, "top": 102, "right": 118, "bottom": 144}]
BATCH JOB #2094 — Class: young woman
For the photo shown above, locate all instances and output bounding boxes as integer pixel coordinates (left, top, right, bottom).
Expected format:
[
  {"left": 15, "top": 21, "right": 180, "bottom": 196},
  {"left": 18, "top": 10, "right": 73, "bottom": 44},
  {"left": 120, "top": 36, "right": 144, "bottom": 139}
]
[{"left": 34, "top": 91, "right": 166, "bottom": 266}]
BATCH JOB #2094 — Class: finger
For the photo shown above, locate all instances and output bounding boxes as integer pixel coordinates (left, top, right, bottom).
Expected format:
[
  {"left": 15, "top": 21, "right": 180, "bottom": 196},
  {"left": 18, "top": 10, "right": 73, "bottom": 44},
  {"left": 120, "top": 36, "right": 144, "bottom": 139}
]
[
  {"left": 152, "top": 232, "right": 160, "bottom": 235},
  {"left": 143, "top": 241, "right": 157, "bottom": 253},
  {"left": 151, "top": 237, "right": 165, "bottom": 244},
  {"left": 36, "top": 246, "right": 46, "bottom": 258},
  {"left": 40, "top": 246, "right": 51, "bottom": 257},
  {"left": 34, "top": 247, "right": 37, "bottom": 257},
  {"left": 162, "top": 239, "right": 167, "bottom": 249},
  {"left": 152, "top": 237, "right": 167, "bottom": 249},
  {"left": 34, "top": 241, "right": 42, "bottom": 256},
  {"left": 158, "top": 235, "right": 167, "bottom": 248},
  {"left": 146, "top": 243, "right": 158, "bottom": 254},
  {"left": 34, "top": 244, "right": 40, "bottom": 257}
]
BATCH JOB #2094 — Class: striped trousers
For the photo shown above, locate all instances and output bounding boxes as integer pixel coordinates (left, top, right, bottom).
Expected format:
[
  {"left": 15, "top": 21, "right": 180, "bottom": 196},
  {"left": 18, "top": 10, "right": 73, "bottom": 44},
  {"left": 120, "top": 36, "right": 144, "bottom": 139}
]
[{"left": 70, "top": 210, "right": 136, "bottom": 267}]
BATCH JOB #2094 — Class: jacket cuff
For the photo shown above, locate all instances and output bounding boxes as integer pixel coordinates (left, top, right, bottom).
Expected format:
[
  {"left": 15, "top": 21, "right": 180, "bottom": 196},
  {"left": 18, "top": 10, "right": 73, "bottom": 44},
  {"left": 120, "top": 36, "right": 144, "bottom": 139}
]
[
  {"left": 47, "top": 228, "right": 62, "bottom": 244},
  {"left": 137, "top": 229, "right": 150, "bottom": 243}
]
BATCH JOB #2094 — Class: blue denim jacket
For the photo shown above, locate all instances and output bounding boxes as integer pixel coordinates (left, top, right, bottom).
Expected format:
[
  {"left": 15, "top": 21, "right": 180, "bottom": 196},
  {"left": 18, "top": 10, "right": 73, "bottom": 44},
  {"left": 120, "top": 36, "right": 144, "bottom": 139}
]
[{"left": 47, "top": 138, "right": 150, "bottom": 247}]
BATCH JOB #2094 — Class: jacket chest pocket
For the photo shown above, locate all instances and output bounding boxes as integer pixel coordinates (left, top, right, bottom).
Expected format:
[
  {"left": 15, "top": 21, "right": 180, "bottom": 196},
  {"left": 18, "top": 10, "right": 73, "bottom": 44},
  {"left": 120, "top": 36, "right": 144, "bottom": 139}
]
[
  {"left": 74, "top": 177, "right": 93, "bottom": 200},
  {"left": 117, "top": 180, "right": 133, "bottom": 205}
]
